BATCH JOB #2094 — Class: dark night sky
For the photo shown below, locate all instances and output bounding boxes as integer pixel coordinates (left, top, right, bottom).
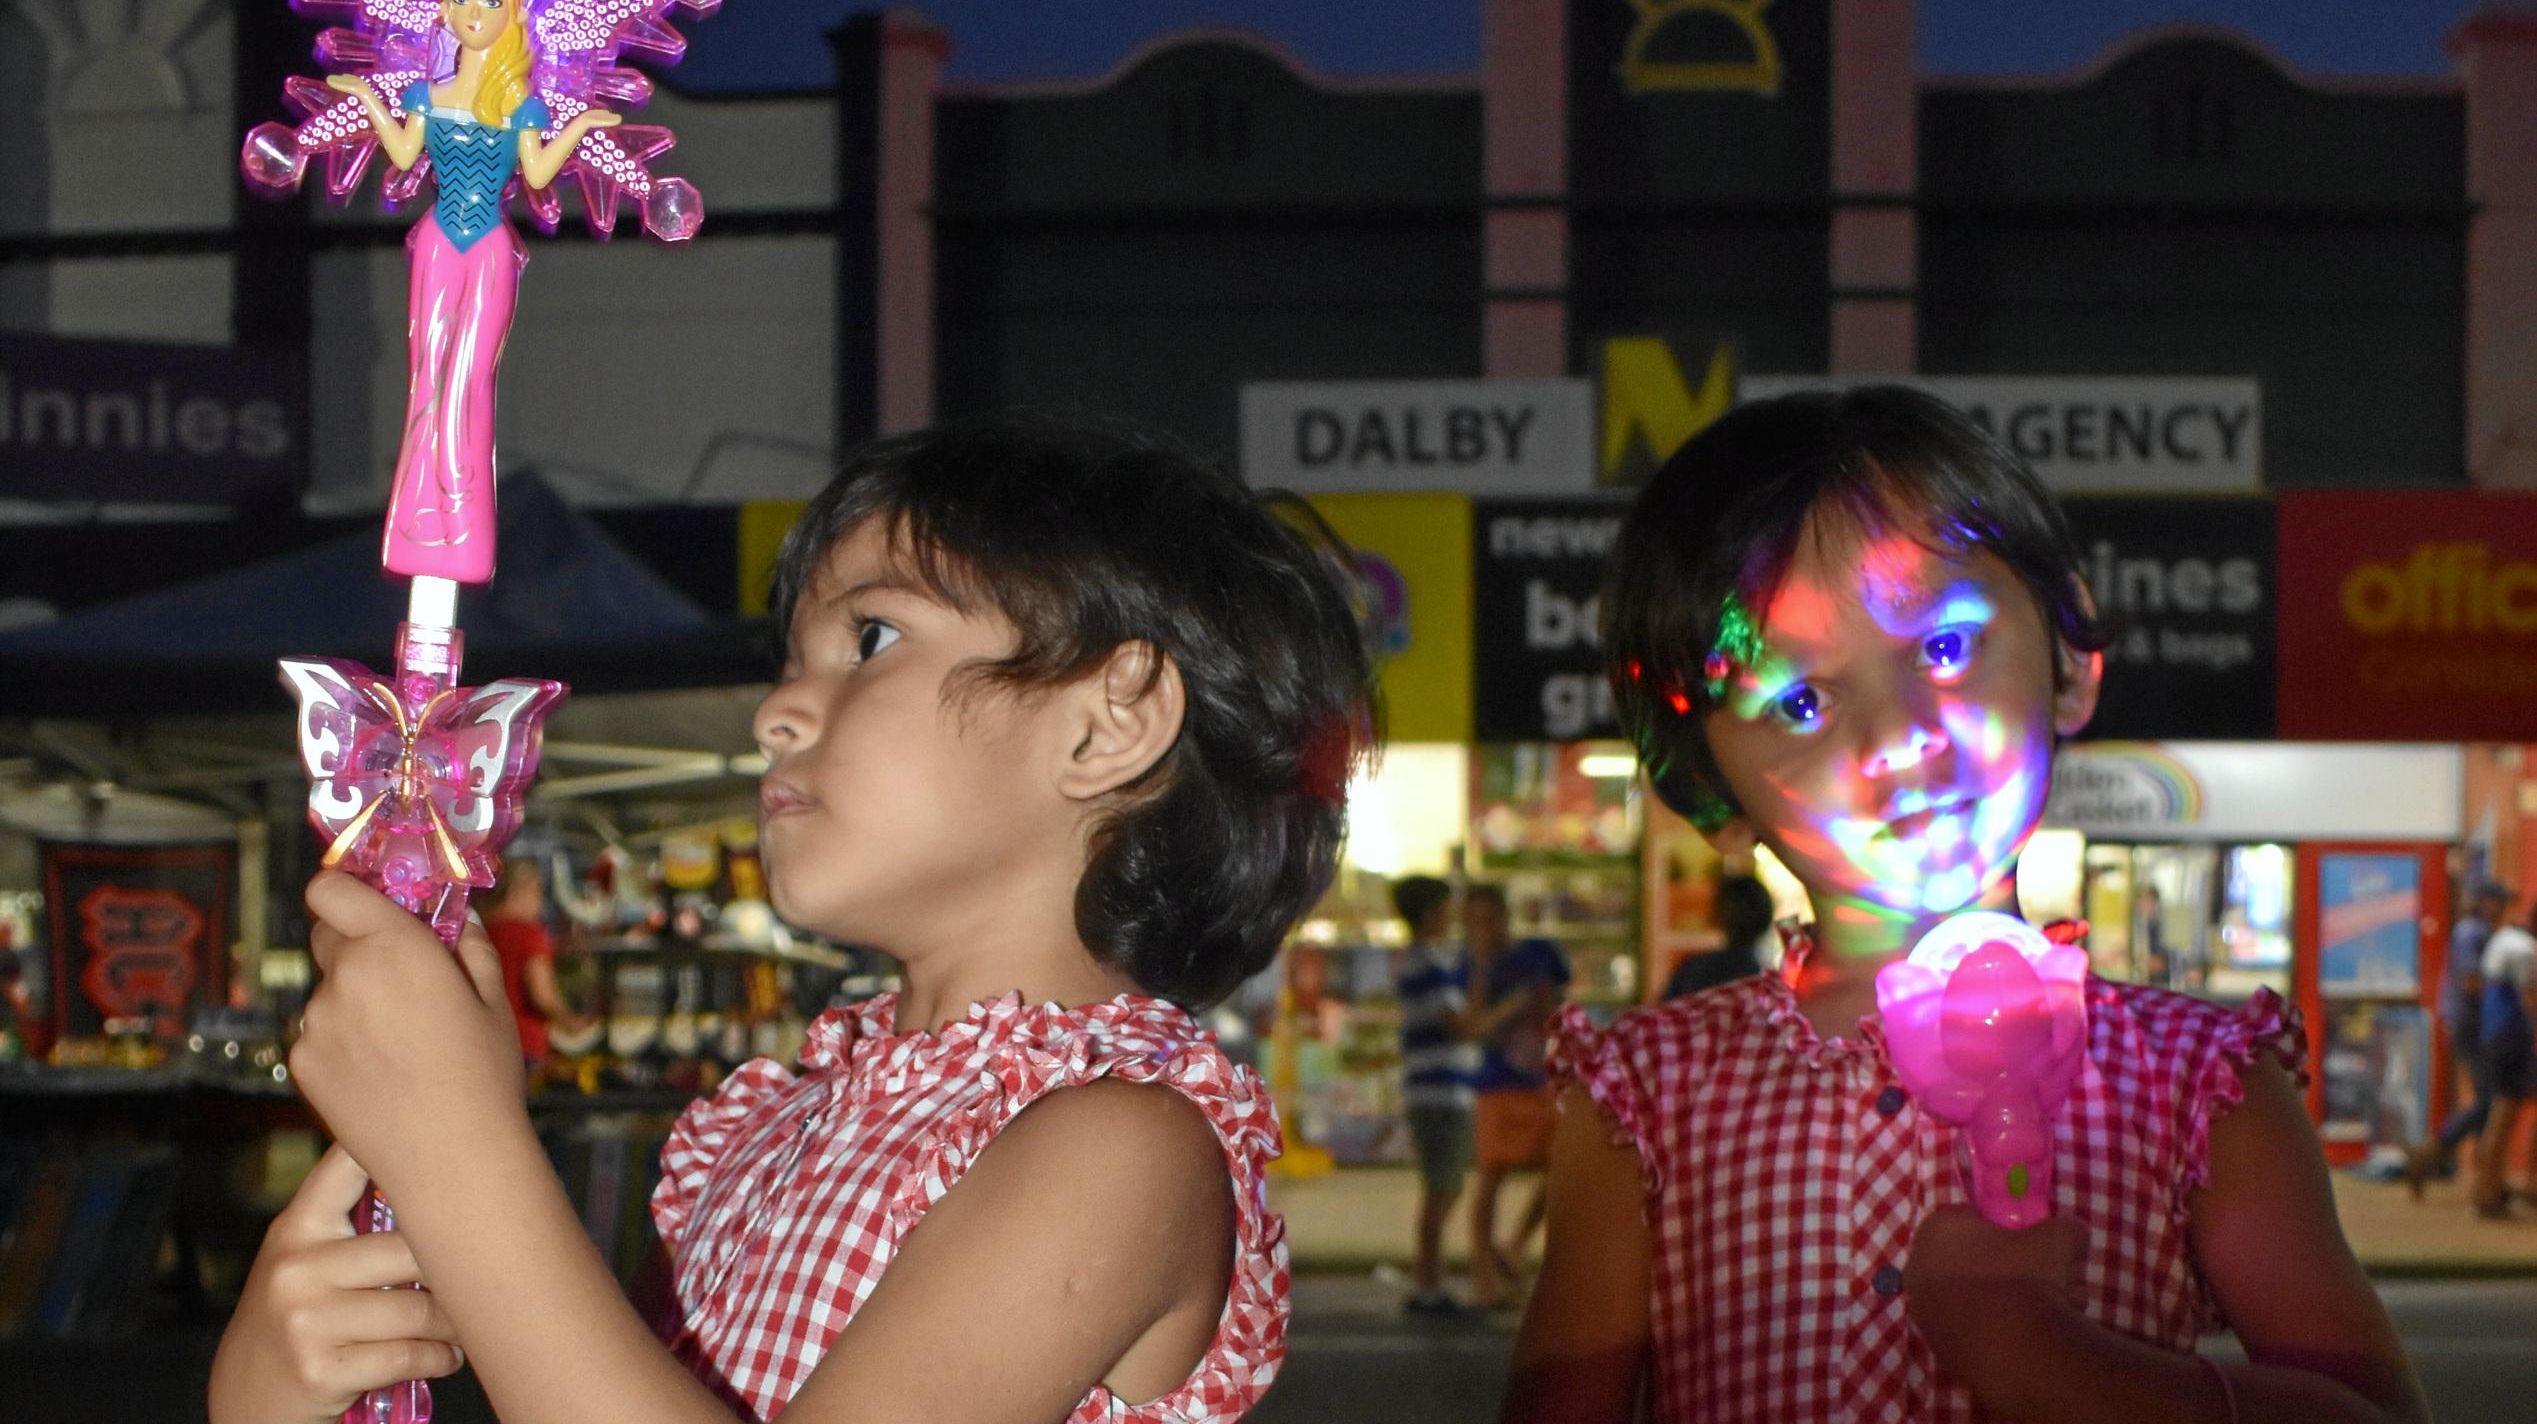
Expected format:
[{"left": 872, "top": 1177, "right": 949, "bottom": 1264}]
[{"left": 667, "top": 1, "right": 2491, "bottom": 93}]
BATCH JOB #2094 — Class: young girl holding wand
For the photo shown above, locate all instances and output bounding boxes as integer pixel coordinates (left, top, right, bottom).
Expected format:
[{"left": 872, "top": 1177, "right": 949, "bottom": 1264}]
[
  {"left": 1501, "top": 388, "right": 2426, "bottom": 1424},
  {"left": 210, "top": 412, "right": 1374, "bottom": 1424}
]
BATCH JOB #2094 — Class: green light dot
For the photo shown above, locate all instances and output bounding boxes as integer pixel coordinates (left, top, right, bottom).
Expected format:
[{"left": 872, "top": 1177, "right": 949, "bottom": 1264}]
[{"left": 2007, "top": 1164, "right": 2030, "bottom": 1199}]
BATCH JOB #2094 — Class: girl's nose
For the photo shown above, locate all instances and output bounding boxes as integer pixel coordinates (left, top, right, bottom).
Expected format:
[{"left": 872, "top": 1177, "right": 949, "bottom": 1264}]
[
  {"left": 1863, "top": 720, "right": 1950, "bottom": 780},
  {"left": 751, "top": 689, "right": 814, "bottom": 758}
]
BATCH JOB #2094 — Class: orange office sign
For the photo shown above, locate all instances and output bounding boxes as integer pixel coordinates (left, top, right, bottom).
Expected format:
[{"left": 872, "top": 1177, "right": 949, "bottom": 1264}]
[{"left": 2276, "top": 491, "right": 2537, "bottom": 739}]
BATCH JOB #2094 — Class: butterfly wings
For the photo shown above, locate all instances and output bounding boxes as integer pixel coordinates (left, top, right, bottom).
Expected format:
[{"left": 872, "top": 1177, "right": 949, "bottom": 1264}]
[{"left": 280, "top": 657, "right": 566, "bottom": 944}]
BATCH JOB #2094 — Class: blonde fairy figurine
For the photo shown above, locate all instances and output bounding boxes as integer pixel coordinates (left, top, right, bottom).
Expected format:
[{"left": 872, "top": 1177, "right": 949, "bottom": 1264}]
[{"left": 244, "top": 0, "right": 708, "bottom": 584}]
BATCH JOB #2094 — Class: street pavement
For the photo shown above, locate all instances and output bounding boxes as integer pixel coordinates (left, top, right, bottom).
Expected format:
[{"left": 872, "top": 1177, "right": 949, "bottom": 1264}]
[{"left": 1253, "top": 1272, "right": 2537, "bottom": 1423}]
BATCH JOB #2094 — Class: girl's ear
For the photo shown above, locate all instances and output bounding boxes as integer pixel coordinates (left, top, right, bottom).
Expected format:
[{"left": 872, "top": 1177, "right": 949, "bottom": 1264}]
[
  {"left": 1693, "top": 812, "right": 1759, "bottom": 863},
  {"left": 1054, "top": 640, "right": 1187, "bottom": 803},
  {"left": 2053, "top": 643, "right": 2103, "bottom": 738},
  {"left": 2052, "top": 575, "right": 2105, "bottom": 738}
]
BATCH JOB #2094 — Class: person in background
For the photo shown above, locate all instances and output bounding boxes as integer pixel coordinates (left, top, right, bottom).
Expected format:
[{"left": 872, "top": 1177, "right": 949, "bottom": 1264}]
[
  {"left": 2472, "top": 901, "right": 2537, "bottom": 1219},
  {"left": 484, "top": 856, "right": 593, "bottom": 1071},
  {"left": 1462, "top": 882, "right": 1571, "bottom": 1309},
  {"left": 2410, "top": 879, "right": 2512, "bottom": 1196},
  {"left": 1393, "top": 875, "right": 1529, "bottom": 1315},
  {"left": 2136, "top": 882, "right": 2174, "bottom": 987},
  {"left": 1662, "top": 874, "right": 1775, "bottom": 1000}
]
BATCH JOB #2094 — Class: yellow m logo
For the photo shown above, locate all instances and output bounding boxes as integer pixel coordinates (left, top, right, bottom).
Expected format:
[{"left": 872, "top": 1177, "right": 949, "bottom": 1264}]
[{"left": 1600, "top": 338, "right": 1737, "bottom": 483}]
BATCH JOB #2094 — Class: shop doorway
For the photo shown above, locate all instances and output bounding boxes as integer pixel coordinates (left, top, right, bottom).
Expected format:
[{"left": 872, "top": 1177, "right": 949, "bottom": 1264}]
[
  {"left": 2067, "top": 842, "right": 2294, "bottom": 1000},
  {"left": 2294, "top": 843, "right": 2449, "bottom": 1168}
]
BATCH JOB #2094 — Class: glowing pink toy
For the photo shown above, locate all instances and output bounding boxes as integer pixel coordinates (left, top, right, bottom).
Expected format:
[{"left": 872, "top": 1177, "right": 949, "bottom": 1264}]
[{"left": 1874, "top": 911, "right": 2089, "bottom": 1230}]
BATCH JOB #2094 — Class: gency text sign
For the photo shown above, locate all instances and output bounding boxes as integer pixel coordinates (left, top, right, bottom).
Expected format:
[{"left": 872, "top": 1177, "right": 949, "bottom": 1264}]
[{"left": 1743, "top": 376, "right": 2261, "bottom": 494}]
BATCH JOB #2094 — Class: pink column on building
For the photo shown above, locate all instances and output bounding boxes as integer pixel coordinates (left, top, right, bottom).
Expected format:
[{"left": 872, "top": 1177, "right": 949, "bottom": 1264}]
[
  {"left": 1829, "top": 0, "right": 1917, "bottom": 375},
  {"left": 2454, "top": 12, "right": 2537, "bottom": 490},
  {"left": 1482, "top": 0, "right": 1568, "bottom": 378},
  {"left": 876, "top": 8, "right": 947, "bottom": 434}
]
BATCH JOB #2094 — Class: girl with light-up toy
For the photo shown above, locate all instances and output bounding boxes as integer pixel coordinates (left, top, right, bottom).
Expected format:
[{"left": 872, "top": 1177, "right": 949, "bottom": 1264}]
[{"left": 1501, "top": 389, "right": 2425, "bottom": 1424}]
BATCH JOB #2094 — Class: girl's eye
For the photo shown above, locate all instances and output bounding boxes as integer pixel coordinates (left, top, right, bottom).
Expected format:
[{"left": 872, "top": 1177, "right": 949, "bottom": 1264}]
[
  {"left": 855, "top": 620, "right": 900, "bottom": 661},
  {"left": 1920, "top": 627, "right": 1979, "bottom": 676},
  {"left": 1770, "top": 684, "right": 1822, "bottom": 728}
]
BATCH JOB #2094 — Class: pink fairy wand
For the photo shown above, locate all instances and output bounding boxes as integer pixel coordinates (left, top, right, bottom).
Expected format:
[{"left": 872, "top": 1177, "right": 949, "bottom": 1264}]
[
  {"left": 246, "top": 0, "right": 715, "bottom": 1418},
  {"left": 280, "top": 598, "right": 563, "bottom": 1424},
  {"left": 1874, "top": 912, "right": 2090, "bottom": 1230}
]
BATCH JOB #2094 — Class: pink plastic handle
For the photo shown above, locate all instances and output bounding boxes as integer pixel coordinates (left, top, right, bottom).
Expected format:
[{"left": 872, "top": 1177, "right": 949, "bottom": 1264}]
[
  {"left": 346, "top": 1185, "right": 431, "bottom": 1424},
  {"left": 1875, "top": 912, "right": 2089, "bottom": 1229}
]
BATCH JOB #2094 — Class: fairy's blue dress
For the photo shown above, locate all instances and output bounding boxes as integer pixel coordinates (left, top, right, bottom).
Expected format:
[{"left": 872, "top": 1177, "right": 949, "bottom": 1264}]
[{"left": 384, "top": 85, "right": 552, "bottom": 584}]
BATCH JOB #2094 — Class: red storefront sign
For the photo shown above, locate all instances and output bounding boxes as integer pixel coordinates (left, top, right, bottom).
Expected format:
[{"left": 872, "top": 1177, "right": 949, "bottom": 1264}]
[
  {"left": 39, "top": 841, "right": 233, "bottom": 1047},
  {"left": 2277, "top": 491, "right": 2537, "bottom": 740}
]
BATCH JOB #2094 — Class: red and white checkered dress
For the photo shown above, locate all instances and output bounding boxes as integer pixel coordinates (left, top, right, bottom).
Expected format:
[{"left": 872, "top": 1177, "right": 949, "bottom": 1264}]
[
  {"left": 650, "top": 991, "right": 1290, "bottom": 1422},
  {"left": 1547, "top": 929, "right": 2302, "bottom": 1424}
]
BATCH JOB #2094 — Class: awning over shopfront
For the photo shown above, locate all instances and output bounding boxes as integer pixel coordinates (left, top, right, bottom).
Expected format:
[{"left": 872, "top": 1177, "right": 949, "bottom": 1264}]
[{"left": 0, "top": 475, "right": 774, "bottom": 717}]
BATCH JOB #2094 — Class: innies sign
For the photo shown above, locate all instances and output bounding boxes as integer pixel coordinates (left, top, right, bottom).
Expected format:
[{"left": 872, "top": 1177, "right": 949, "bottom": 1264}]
[
  {"left": 1240, "top": 379, "right": 1596, "bottom": 496},
  {"left": 0, "top": 331, "right": 301, "bottom": 503}
]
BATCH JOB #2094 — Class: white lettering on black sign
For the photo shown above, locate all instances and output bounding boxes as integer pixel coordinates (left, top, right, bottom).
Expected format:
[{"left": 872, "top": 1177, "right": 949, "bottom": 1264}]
[{"left": 1476, "top": 504, "right": 1630, "bottom": 741}]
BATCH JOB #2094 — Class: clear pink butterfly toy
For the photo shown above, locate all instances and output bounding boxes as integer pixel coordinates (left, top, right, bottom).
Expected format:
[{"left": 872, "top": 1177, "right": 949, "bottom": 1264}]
[
  {"left": 1874, "top": 911, "right": 2090, "bottom": 1230},
  {"left": 280, "top": 626, "right": 563, "bottom": 947}
]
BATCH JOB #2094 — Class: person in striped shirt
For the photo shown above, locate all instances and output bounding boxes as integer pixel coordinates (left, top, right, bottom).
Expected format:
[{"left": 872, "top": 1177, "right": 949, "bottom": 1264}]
[{"left": 1394, "top": 875, "right": 1531, "bottom": 1314}]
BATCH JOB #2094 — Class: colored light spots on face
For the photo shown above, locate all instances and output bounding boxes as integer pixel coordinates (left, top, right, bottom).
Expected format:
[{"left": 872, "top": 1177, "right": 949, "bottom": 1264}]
[
  {"left": 1856, "top": 533, "right": 1941, "bottom": 625},
  {"left": 1758, "top": 578, "right": 1838, "bottom": 650},
  {"left": 1704, "top": 594, "right": 1767, "bottom": 699}
]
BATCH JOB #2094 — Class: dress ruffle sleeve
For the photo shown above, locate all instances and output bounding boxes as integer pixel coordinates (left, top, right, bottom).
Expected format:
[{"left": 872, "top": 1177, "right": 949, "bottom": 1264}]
[
  {"left": 1545, "top": 1002, "right": 1667, "bottom": 1196},
  {"left": 882, "top": 995, "right": 1289, "bottom": 1424},
  {"left": 2180, "top": 986, "right": 2308, "bottom": 1194}
]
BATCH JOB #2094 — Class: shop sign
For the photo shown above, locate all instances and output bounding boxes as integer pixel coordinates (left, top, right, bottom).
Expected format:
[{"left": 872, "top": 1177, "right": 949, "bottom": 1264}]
[
  {"left": 1742, "top": 376, "right": 2261, "bottom": 494},
  {"left": 2275, "top": 491, "right": 2537, "bottom": 741},
  {"left": 38, "top": 841, "right": 234, "bottom": 1050},
  {"left": 0, "top": 331, "right": 302, "bottom": 504},
  {"left": 2045, "top": 742, "right": 2461, "bottom": 841},
  {"left": 1306, "top": 493, "right": 1473, "bottom": 743},
  {"left": 1600, "top": 337, "right": 1735, "bottom": 486},
  {"left": 1242, "top": 380, "right": 1594, "bottom": 496},
  {"left": 1472, "top": 498, "right": 1632, "bottom": 740},
  {"left": 2316, "top": 852, "right": 2425, "bottom": 999},
  {"left": 2061, "top": 496, "right": 2273, "bottom": 740}
]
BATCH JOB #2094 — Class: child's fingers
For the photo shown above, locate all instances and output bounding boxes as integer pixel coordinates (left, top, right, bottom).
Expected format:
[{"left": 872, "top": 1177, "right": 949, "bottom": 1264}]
[
  {"left": 317, "top": 1338, "right": 468, "bottom": 1401},
  {"left": 327, "top": 1283, "right": 461, "bottom": 1347},
  {"left": 272, "top": 1145, "right": 374, "bottom": 1240},
  {"left": 305, "top": 872, "right": 409, "bottom": 947},
  {"left": 453, "top": 918, "right": 508, "bottom": 1010},
  {"left": 317, "top": 1230, "right": 435, "bottom": 1293}
]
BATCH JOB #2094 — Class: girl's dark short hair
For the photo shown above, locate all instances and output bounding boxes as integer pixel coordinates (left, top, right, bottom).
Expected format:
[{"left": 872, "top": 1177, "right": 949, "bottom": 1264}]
[
  {"left": 1602, "top": 385, "right": 2108, "bottom": 828},
  {"left": 768, "top": 410, "right": 1379, "bottom": 1010}
]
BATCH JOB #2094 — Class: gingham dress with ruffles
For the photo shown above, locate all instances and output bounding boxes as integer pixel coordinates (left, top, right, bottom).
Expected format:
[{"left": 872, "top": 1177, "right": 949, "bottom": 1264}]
[
  {"left": 1547, "top": 931, "right": 2302, "bottom": 1424},
  {"left": 651, "top": 992, "right": 1289, "bottom": 1422}
]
